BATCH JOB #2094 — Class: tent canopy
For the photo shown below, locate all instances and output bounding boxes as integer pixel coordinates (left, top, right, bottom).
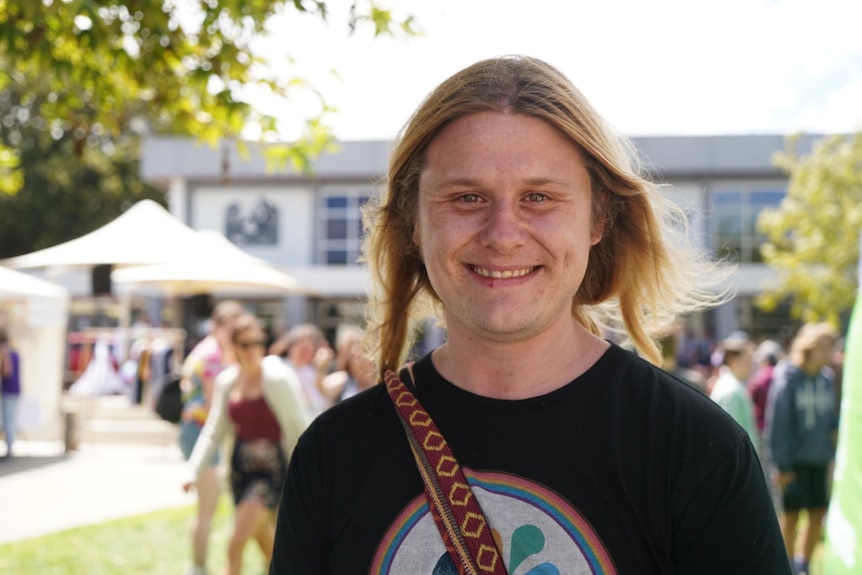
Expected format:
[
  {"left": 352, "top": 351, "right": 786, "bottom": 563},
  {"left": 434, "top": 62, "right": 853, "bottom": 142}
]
[
  {"left": 0, "top": 200, "right": 203, "bottom": 269},
  {"left": 0, "top": 266, "right": 70, "bottom": 304},
  {"left": 111, "top": 231, "right": 315, "bottom": 296},
  {"left": 112, "top": 261, "right": 314, "bottom": 296},
  {"left": 0, "top": 201, "right": 312, "bottom": 296}
]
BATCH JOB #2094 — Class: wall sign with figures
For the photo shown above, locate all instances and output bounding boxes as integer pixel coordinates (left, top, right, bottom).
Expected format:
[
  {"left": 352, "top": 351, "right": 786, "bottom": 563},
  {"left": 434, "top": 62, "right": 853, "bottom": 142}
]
[{"left": 225, "top": 198, "right": 279, "bottom": 245}]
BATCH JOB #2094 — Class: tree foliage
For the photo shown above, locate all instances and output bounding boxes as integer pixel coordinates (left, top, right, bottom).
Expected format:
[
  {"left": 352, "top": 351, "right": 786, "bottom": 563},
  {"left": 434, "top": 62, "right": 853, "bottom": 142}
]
[
  {"left": 0, "top": 0, "right": 416, "bottom": 257},
  {"left": 757, "top": 132, "right": 862, "bottom": 325},
  {"left": 0, "top": 86, "right": 165, "bottom": 258},
  {"left": 0, "top": 0, "right": 417, "bottom": 195}
]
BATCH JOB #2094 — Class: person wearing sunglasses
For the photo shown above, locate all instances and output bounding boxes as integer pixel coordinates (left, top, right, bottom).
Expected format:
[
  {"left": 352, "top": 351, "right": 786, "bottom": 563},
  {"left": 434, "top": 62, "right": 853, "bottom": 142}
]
[{"left": 184, "top": 312, "right": 311, "bottom": 575}]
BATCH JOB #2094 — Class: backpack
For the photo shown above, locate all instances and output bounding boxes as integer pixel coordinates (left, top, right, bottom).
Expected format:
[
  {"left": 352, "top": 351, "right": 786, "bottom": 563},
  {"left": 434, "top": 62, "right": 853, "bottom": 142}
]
[{"left": 155, "top": 373, "right": 184, "bottom": 424}]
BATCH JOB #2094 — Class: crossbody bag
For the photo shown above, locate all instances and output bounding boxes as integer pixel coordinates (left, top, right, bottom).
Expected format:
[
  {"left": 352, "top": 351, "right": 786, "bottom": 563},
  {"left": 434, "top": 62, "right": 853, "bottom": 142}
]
[{"left": 384, "top": 365, "right": 509, "bottom": 575}]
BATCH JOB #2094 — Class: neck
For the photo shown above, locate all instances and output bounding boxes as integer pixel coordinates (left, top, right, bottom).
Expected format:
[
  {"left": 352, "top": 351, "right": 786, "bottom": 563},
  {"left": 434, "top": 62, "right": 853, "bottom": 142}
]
[
  {"left": 728, "top": 365, "right": 748, "bottom": 382},
  {"left": 432, "top": 318, "right": 608, "bottom": 400},
  {"left": 800, "top": 362, "right": 822, "bottom": 377},
  {"left": 239, "top": 361, "right": 263, "bottom": 381}
]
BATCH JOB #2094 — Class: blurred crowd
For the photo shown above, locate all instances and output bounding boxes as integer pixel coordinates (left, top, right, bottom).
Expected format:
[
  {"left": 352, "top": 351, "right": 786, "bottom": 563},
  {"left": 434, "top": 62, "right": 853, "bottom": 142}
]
[
  {"left": 662, "top": 322, "right": 842, "bottom": 575},
  {"left": 167, "top": 300, "right": 376, "bottom": 575},
  {"left": 23, "top": 297, "right": 840, "bottom": 575}
]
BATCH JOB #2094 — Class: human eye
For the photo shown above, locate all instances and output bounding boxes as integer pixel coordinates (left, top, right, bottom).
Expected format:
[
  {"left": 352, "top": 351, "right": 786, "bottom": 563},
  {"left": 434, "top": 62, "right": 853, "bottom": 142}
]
[
  {"left": 525, "top": 192, "right": 549, "bottom": 203},
  {"left": 458, "top": 193, "right": 482, "bottom": 204}
]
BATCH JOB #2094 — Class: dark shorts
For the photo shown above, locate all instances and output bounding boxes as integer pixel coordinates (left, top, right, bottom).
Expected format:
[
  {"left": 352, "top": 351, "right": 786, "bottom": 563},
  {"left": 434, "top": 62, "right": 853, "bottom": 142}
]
[
  {"left": 783, "top": 463, "right": 829, "bottom": 511},
  {"left": 230, "top": 438, "right": 286, "bottom": 510}
]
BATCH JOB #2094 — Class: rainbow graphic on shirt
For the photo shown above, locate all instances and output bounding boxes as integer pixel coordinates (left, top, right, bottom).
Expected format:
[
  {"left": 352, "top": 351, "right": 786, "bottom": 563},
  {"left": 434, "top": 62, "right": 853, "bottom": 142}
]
[{"left": 370, "top": 470, "right": 617, "bottom": 575}]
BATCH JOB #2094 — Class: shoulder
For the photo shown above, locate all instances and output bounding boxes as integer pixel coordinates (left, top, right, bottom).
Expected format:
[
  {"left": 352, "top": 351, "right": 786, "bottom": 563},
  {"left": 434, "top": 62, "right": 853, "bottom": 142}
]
[
  {"left": 600, "top": 345, "right": 746, "bottom": 449},
  {"left": 261, "top": 354, "right": 293, "bottom": 378},
  {"left": 261, "top": 355, "right": 303, "bottom": 393},
  {"left": 184, "top": 337, "right": 217, "bottom": 365},
  {"left": 297, "top": 383, "right": 394, "bottom": 449},
  {"left": 709, "top": 372, "right": 738, "bottom": 399},
  {"left": 214, "top": 364, "right": 239, "bottom": 388},
  {"left": 599, "top": 344, "right": 711, "bottom": 400},
  {"left": 773, "top": 363, "right": 803, "bottom": 388}
]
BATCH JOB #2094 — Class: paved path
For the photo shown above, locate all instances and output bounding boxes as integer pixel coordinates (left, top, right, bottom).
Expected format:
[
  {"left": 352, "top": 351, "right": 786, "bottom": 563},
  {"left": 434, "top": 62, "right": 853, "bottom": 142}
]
[{"left": 0, "top": 440, "right": 195, "bottom": 544}]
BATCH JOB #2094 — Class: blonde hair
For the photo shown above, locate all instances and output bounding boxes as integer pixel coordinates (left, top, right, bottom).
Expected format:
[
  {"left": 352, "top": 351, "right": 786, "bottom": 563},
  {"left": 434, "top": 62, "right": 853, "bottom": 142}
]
[
  {"left": 269, "top": 323, "right": 324, "bottom": 357},
  {"left": 362, "top": 55, "right": 730, "bottom": 373},
  {"left": 211, "top": 299, "right": 244, "bottom": 327},
  {"left": 789, "top": 322, "right": 838, "bottom": 366},
  {"left": 230, "top": 313, "right": 264, "bottom": 344}
]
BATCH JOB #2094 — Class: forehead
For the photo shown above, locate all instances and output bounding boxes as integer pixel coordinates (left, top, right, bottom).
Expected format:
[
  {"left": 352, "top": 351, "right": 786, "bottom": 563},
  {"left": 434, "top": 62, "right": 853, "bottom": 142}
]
[
  {"left": 292, "top": 337, "right": 317, "bottom": 347},
  {"left": 423, "top": 111, "right": 586, "bottom": 174},
  {"left": 236, "top": 326, "right": 262, "bottom": 337}
]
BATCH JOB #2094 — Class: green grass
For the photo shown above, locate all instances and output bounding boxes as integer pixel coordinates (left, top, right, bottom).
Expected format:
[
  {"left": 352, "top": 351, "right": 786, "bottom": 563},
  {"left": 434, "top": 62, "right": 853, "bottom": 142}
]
[{"left": 0, "top": 500, "right": 268, "bottom": 575}]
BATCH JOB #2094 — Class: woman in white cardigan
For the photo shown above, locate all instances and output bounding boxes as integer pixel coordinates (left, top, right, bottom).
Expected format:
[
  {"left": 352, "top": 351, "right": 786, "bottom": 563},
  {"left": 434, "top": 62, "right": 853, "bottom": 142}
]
[{"left": 184, "top": 313, "right": 312, "bottom": 575}]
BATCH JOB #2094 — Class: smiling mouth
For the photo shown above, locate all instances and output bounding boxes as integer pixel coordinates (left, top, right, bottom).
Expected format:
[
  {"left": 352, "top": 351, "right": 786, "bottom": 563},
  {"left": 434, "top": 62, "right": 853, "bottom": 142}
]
[{"left": 471, "top": 265, "right": 536, "bottom": 279}]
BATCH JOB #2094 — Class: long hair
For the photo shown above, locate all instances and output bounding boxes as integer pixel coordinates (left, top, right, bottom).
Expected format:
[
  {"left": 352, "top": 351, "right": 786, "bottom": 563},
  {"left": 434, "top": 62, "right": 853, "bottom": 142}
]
[
  {"left": 789, "top": 322, "right": 838, "bottom": 367},
  {"left": 362, "top": 55, "right": 730, "bottom": 373}
]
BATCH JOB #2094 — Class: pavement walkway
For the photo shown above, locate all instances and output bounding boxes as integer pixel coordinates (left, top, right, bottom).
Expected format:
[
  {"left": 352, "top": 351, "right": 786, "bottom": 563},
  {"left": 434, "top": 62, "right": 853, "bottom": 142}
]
[{"left": 0, "top": 440, "right": 195, "bottom": 544}]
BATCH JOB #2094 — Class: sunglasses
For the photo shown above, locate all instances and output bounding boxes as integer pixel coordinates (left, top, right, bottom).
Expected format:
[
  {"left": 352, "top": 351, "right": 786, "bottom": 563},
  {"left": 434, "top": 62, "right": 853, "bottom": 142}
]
[{"left": 236, "top": 340, "right": 266, "bottom": 350}]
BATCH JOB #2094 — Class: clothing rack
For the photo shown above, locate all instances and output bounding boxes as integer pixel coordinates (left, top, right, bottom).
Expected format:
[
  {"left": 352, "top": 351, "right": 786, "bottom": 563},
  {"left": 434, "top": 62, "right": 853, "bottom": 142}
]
[{"left": 65, "top": 327, "right": 187, "bottom": 387}]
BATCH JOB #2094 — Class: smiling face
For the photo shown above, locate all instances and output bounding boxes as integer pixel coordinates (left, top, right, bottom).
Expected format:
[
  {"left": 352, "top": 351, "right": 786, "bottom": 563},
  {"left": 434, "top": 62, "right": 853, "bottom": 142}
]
[{"left": 414, "top": 111, "right": 602, "bottom": 345}]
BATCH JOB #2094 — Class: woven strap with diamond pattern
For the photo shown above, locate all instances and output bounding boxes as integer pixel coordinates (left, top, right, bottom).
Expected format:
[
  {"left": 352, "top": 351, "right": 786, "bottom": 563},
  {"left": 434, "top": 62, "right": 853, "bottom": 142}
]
[{"left": 384, "top": 366, "right": 508, "bottom": 575}]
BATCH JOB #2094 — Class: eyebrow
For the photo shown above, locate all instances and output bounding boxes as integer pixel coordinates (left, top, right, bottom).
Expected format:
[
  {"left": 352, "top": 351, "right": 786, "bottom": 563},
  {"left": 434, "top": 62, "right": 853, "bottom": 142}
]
[{"left": 431, "top": 176, "right": 570, "bottom": 189}]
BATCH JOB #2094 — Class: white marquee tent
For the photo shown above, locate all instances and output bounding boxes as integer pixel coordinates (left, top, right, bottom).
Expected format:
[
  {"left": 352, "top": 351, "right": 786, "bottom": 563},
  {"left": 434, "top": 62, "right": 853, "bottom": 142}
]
[
  {"left": 0, "top": 266, "right": 70, "bottom": 441},
  {"left": 1, "top": 200, "right": 311, "bottom": 297},
  {"left": 111, "top": 230, "right": 315, "bottom": 296},
  {"left": 0, "top": 199, "right": 204, "bottom": 269},
  {"left": 0, "top": 202, "right": 316, "bottom": 444}
]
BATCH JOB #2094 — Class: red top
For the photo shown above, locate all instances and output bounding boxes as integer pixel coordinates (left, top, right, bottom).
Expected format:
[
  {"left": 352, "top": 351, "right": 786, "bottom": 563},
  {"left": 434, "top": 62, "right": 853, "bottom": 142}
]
[{"left": 229, "top": 396, "right": 281, "bottom": 443}]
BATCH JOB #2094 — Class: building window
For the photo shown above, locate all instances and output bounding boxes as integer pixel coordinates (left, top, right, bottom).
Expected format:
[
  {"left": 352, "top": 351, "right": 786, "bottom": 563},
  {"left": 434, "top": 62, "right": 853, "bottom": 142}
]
[
  {"left": 711, "top": 186, "right": 786, "bottom": 263},
  {"left": 318, "top": 187, "right": 371, "bottom": 265}
]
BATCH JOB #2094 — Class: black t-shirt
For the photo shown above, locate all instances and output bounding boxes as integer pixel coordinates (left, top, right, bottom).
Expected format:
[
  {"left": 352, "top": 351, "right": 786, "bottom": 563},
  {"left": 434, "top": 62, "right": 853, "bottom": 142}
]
[{"left": 270, "top": 343, "right": 790, "bottom": 574}]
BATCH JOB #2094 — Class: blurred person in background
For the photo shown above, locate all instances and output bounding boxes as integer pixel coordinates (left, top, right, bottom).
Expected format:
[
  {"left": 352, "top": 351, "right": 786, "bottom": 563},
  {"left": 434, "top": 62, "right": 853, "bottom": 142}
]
[
  {"left": 766, "top": 322, "right": 839, "bottom": 575},
  {"left": 749, "top": 339, "right": 786, "bottom": 511},
  {"left": 749, "top": 340, "right": 785, "bottom": 442},
  {"left": 269, "top": 323, "right": 331, "bottom": 416},
  {"left": 710, "top": 334, "right": 759, "bottom": 450},
  {"left": 317, "top": 325, "right": 377, "bottom": 404},
  {"left": 0, "top": 327, "right": 21, "bottom": 459},
  {"left": 179, "top": 299, "right": 244, "bottom": 575},
  {"left": 184, "top": 312, "right": 310, "bottom": 575},
  {"left": 658, "top": 328, "right": 707, "bottom": 393}
]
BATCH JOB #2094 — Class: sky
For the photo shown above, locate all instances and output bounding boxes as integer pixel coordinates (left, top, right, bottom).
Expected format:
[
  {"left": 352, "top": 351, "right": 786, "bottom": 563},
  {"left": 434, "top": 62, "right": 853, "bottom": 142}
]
[{"left": 250, "top": 0, "right": 862, "bottom": 142}]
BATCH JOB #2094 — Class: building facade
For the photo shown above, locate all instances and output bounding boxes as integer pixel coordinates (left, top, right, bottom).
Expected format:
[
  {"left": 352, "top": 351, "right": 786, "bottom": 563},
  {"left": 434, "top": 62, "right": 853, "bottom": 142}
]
[{"left": 140, "top": 133, "right": 822, "bottom": 346}]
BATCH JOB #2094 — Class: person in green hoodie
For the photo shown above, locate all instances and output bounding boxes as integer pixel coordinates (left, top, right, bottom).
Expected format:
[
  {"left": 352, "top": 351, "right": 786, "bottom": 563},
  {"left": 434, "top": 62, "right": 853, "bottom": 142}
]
[{"left": 766, "top": 322, "right": 839, "bottom": 575}]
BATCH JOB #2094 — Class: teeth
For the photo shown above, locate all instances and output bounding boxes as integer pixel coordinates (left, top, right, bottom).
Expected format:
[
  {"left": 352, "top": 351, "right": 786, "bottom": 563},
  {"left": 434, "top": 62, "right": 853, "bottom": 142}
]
[{"left": 473, "top": 266, "right": 533, "bottom": 279}]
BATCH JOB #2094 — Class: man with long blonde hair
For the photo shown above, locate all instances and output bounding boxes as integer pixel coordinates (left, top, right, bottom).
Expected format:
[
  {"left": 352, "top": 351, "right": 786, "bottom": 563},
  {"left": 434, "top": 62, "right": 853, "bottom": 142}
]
[{"left": 270, "top": 56, "right": 789, "bottom": 574}]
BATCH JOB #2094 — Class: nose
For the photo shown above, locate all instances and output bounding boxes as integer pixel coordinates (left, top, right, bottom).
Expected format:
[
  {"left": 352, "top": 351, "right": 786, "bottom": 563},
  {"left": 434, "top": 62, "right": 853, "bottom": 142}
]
[{"left": 478, "top": 198, "right": 527, "bottom": 253}]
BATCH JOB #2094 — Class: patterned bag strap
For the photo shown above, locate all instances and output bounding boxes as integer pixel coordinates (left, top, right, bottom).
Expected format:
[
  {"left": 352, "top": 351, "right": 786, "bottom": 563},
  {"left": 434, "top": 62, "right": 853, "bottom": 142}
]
[{"left": 384, "top": 365, "right": 508, "bottom": 575}]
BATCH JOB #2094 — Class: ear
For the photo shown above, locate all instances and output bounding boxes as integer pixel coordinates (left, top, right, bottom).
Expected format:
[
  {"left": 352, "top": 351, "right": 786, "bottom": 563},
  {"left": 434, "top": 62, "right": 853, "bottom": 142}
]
[
  {"left": 590, "top": 189, "right": 608, "bottom": 246},
  {"left": 412, "top": 223, "right": 422, "bottom": 254},
  {"left": 590, "top": 216, "right": 604, "bottom": 246}
]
